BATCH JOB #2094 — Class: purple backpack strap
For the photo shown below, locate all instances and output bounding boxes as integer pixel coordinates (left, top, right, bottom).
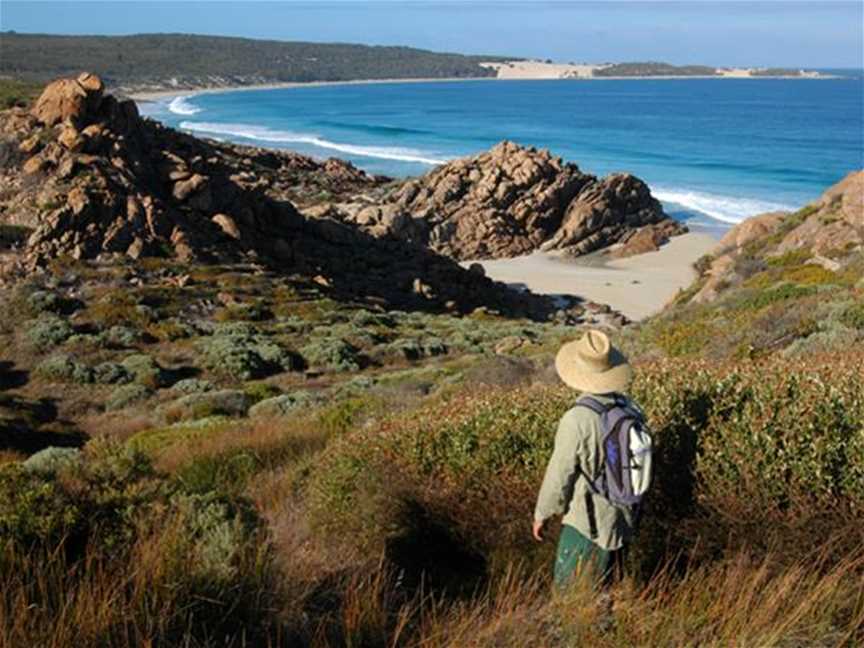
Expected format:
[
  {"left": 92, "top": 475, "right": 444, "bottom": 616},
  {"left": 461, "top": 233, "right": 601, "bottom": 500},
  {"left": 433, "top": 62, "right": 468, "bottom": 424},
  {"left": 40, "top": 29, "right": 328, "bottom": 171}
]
[{"left": 575, "top": 395, "right": 612, "bottom": 416}]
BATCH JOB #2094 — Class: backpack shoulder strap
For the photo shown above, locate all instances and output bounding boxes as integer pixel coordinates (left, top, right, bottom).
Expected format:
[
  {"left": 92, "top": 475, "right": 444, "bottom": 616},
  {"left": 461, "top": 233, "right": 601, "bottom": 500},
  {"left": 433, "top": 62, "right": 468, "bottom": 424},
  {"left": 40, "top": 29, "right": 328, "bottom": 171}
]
[{"left": 574, "top": 395, "right": 612, "bottom": 416}]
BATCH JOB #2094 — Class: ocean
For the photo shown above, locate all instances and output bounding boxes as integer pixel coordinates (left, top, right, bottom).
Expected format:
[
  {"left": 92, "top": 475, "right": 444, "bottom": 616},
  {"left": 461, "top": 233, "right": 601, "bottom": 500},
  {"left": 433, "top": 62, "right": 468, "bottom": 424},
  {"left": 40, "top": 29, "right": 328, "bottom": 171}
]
[{"left": 142, "top": 74, "right": 864, "bottom": 235}]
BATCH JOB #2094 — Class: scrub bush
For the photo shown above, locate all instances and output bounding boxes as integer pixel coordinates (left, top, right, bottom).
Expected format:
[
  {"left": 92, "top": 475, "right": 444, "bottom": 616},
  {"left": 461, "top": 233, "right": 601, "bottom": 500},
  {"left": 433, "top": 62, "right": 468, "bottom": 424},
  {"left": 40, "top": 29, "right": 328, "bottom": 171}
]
[{"left": 26, "top": 315, "right": 74, "bottom": 351}]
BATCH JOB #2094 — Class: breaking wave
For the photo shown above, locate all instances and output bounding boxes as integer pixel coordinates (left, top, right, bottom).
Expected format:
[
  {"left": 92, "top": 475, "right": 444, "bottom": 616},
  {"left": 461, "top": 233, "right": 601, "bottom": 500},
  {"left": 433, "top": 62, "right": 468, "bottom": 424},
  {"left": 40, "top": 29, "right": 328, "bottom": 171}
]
[
  {"left": 178, "top": 121, "right": 447, "bottom": 165},
  {"left": 168, "top": 96, "right": 203, "bottom": 116},
  {"left": 654, "top": 188, "right": 796, "bottom": 225}
]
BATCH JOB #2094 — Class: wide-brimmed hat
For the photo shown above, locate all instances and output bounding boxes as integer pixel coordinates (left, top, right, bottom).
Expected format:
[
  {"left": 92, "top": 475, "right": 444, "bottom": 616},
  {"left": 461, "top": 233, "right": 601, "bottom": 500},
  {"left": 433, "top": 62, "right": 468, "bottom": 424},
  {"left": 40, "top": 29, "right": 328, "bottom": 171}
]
[{"left": 555, "top": 329, "right": 633, "bottom": 394}]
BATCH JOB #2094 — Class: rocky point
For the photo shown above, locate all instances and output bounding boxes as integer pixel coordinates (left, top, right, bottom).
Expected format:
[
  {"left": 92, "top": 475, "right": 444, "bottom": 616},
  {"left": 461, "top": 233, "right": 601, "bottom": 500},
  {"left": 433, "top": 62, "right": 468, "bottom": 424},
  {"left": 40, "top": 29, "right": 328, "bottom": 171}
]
[{"left": 314, "top": 140, "right": 685, "bottom": 260}]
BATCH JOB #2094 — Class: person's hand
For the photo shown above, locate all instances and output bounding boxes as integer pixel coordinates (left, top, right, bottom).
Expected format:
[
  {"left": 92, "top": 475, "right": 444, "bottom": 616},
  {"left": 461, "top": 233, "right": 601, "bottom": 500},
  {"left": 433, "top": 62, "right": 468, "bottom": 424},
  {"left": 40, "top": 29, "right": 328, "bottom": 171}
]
[{"left": 532, "top": 519, "right": 546, "bottom": 542}]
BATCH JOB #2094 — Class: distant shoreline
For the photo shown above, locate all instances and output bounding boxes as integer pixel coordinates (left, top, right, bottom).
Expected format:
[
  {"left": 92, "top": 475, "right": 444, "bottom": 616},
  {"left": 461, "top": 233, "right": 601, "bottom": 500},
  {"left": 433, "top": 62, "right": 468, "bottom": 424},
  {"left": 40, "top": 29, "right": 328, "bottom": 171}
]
[{"left": 126, "top": 69, "right": 839, "bottom": 102}]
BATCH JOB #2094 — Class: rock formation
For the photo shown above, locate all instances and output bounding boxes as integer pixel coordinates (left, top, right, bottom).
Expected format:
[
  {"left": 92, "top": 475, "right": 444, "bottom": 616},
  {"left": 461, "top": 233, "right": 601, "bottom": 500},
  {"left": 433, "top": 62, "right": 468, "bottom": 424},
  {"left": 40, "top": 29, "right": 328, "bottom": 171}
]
[
  {"left": 0, "top": 73, "right": 606, "bottom": 321},
  {"left": 320, "top": 141, "right": 685, "bottom": 260},
  {"left": 688, "top": 170, "right": 863, "bottom": 303}
]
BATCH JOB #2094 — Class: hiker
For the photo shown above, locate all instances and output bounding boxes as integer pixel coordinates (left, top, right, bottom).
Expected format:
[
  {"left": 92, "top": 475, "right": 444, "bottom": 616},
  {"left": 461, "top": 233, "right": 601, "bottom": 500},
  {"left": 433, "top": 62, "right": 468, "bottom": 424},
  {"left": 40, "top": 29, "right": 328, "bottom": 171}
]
[{"left": 532, "top": 329, "right": 652, "bottom": 588}]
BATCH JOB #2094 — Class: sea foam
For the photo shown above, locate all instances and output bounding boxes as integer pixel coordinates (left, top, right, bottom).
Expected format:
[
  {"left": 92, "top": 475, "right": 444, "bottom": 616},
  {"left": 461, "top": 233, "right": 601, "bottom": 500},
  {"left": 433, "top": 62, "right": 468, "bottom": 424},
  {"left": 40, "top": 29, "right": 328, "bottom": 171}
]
[
  {"left": 168, "top": 96, "right": 203, "bottom": 116},
  {"left": 654, "top": 188, "right": 796, "bottom": 225},
  {"left": 179, "top": 121, "right": 447, "bottom": 165}
]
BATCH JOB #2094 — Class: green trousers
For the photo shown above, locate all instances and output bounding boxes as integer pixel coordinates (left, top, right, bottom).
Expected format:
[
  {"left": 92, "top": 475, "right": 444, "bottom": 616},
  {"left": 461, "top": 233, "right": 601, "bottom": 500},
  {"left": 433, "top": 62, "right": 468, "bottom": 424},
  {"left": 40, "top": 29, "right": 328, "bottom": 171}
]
[{"left": 554, "top": 524, "right": 619, "bottom": 589}]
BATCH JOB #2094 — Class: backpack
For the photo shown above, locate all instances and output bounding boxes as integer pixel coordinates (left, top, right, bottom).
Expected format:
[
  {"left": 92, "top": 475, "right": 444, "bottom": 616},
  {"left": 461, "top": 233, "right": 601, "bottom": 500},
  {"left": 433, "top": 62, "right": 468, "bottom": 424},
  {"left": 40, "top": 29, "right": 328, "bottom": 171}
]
[{"left": 575, "top": 395, "right": 653, "bottom": 509}]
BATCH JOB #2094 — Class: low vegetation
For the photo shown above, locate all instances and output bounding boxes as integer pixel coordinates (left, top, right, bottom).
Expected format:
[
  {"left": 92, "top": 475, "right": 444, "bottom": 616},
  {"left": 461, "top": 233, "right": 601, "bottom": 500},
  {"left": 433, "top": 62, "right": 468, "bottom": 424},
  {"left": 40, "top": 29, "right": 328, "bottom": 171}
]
[
  {"left": 0, "top": 33, "right": 507, "bottom": 87},
  {"left": 594, "top": 62, "right": 719, "bottom": 77},
  {"left": 0, "top": 78, "right": 42, "bottom": 109},
  {"left": 1, "top": 249, "right": 862, "bottom": 645}
]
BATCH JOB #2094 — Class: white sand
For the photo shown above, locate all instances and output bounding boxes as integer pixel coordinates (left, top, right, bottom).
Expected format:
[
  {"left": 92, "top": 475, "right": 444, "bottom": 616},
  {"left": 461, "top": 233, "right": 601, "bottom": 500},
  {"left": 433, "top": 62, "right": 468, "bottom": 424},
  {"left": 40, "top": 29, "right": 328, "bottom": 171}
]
[
  {"left": 467, "top": 233, "right": 717, "bottom": 321},
  {"left": 479, "top": 61, "right": 601, "bottom": 79}
]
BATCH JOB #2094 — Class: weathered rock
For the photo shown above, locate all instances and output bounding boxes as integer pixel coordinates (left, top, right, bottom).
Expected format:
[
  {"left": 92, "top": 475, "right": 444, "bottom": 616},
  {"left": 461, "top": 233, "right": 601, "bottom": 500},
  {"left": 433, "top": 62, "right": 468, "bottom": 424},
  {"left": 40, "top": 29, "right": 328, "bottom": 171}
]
[
  {"left": 609, "top": 220, "right": 687, "bottom": 259},
  {"left": 326, "top": 141, "right": 679, "bottom": 260},
  {"left": 58, "top": 124, "right": 85, "bottom": 152},
  {"left": 22, "top": 155, "right": 48, "bottom": 175},
  {"left": 18, "top": 135, "right": 41, "bottom": 154},
  {"left": 541, "top": 173, "right": 677, "bottom": 255},
  {"left": 173, "top": 173, "right": 208, "bottom": 201},
  {"left": 716, "top": 212, "right": 786, "bottom": 252},
  {"left": 212, "top": 213, "right": 241, "bottom": 239},
  {"left": 31, "top": 73, "right": 103, "bottom": 127}
]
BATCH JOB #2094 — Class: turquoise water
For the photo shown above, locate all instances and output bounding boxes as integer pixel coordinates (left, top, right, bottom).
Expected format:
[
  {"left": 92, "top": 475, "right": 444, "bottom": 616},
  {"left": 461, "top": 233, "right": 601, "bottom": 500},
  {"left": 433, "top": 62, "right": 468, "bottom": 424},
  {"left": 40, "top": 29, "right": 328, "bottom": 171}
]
[{"left": 143, "top": 74, "right": 864, "bottom": 233}]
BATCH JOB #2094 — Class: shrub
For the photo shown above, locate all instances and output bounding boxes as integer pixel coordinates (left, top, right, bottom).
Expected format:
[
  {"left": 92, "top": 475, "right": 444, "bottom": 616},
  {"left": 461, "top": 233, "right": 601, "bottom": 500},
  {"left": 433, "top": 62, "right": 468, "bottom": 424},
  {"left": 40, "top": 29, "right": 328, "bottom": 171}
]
[
  {"left": 26, "top": 290, "right": 62, "bottom": 314},
  {"left": 101, "top": 325, "right": 146, "bottom": 348},
  {"left": 248, "top": 391, "right": 317, "bottom": 418},
  {"left": 160, "top": 390, "right": 252, "bottom": 424},
  {"left": 301, "top": 337, "right": 362, "bottom": 372},
  {"left": 214, "top": 300, "right": 272, "bottom": 322},
  {"left": 34, "top": 354, "right": 94, "bottom": 383},
  {"left": 85, "top": 291, "right": 151, "bottom": 327},
  {"left": 147, "top": 318, "right": 196, "bottom": 342},
  {"left": 840, "top": 302, "right": 864, "bottom": 330},
  {"left": 196, "top": 329, "right": 299, "bottom": 380},
  {"left": 21, "top": 446, "right": 82, "bottom": 476},
  {"left": 732, "top": 284, "right": 818, "bottom": 311},
  {"left": 243, "top": 382, "right": 282, "bottom": 404},
  {"left": 121, "top": 353, "right": 168, "bottom": 388},
  {"left": 105, "top": 384, "right": 153, "bottom": 411},
  {"left": 0, "top": 463, "right": 83, "bottom": 547},
  {"left": 171, "top": 378, "right": 215, "bottom": 394},
  {"left": 92, "top": 361, "right": 134, "bottom": 385},
  {"left": 308, "top": 355, "right": 864, "bottom": 577},
  {"left": 26, "top": 315, "right": 74, "bottom": 351}
]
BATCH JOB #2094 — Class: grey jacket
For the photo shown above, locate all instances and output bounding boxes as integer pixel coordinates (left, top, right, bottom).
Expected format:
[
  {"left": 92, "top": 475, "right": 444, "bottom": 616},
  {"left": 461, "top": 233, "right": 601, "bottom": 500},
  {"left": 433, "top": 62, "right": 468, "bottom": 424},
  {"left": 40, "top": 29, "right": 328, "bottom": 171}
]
[{"left": 534, "top": 393, "right": 641, "bottom": 551}]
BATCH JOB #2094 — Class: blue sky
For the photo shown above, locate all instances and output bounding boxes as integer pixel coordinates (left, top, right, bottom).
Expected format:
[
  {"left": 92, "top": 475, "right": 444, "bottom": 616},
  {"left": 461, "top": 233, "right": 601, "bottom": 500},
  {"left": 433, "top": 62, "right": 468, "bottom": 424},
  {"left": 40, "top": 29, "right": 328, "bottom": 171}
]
[{"left": 1, "top": 1, "right": 862, "bottom": 68}]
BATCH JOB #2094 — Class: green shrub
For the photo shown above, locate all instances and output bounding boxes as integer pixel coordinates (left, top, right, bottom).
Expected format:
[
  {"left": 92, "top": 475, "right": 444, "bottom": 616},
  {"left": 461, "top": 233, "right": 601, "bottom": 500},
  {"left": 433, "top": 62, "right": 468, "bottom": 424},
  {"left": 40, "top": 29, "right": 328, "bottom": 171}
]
[
  {"left": 308, "top": 356, "right": 864, "bottom": 575},
  {"left": 26, "top": 290, "right": 62, "bottom": 314},
  {"left": 175, "top": 451, "right": 260, "bottom": 496},
  {"left": 85, "top": 291, "right": 151, "bottom": 328},
  {"left": 171, "top": 378, "right": 215, "bottom": 394},
  {"left": 101, "top": 325, "right": 146, "bottom": 348},
  {"left": 26, "top": 315, "right": 74, "bottom": 351},
  {"left": 243, "top": 382, "right": 282, "bottom": 404},
  {"left": 0, "top": 463, "right": 83, "bottom": 546},
  {"left": 301, "top": 337, "right": 361, "bottom": 372},
  {"left": 248, "top": 391, "right": 317, "bottom": 418},
  {"left": 160, "top": 390, "right": 252, "bottom": 424},
  {"left": 732, "top": 284, "right": 818, "bottom": 311},
  {"left": 840, "top": 302, "right": 864, "bottom": 330},
  {"left": 196, "top": 329, "right": 299, "bottom": 380},
  {"left": 214, "top": 300, "right": 272, "bottom": 322},
  {"left": 22, "top": 446, "right": 82, "bottom": 476},
  {"left": 766, "top": 249, "right": 811, "bottom": 268},
  {"left": 92, "top": 361, "right": 134, "bottom": 385},
  {"left": 105, "top": 384, "right": 153, "bottom": 411},
  {"left": 147, "top": 318, "right": 195, "bottom": 341},
  {"left": 121, "top": 353, "right": 168, "bottom": 388},
  {"left": 34, "top": 354, "right": 94, "bottom": 383},
  {"left": 126, "top": 417, "right": 231, "bottom": 455}
]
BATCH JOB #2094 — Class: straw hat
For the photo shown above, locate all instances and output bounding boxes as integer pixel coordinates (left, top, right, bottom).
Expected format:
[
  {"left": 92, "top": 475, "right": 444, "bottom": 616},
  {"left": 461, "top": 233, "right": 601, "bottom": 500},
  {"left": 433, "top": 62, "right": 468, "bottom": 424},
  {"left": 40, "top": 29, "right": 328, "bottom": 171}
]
[{"left": 555, "top": 329, "right": 633, "bottom": 394}]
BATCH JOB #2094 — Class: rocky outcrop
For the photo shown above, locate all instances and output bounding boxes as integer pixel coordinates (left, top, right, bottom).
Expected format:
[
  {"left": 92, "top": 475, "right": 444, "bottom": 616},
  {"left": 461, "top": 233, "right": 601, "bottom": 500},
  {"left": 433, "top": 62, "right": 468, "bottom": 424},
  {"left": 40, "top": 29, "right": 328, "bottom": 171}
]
[
  {"left": 688, "top": 171, "right": 863, "bottom": 304},
  {"left": 716, "top": 212, "right": 787, "bottom": 251},
  {"left": 0, "top": 73, "right": 603, "bottom": 321},
  {"left": 542, "top": 173, "right": 682, "bottom": 256},
  {"left": 321, "top": 141, "right": 684, "bottom": 260},
  {"left": 608, "top": 219, "right": 686, "bottom": 259},
  {"left": 774, "top": 171, "right": 864, "bottom": 256}
]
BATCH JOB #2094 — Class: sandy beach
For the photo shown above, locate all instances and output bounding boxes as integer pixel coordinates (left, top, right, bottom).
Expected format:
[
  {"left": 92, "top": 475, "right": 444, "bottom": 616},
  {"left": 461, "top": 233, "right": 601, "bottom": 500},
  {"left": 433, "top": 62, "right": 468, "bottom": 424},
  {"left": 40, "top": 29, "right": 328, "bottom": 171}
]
[
  {"left": 468, "top": 232, "right": 717, "bottom": 321},
  {"left": 125, "top": 77, "right": 502, "bottom": 102}
]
